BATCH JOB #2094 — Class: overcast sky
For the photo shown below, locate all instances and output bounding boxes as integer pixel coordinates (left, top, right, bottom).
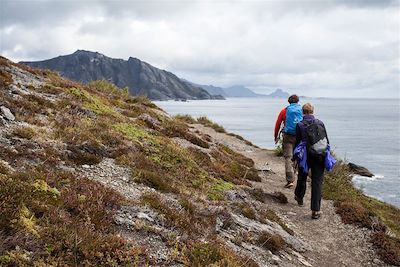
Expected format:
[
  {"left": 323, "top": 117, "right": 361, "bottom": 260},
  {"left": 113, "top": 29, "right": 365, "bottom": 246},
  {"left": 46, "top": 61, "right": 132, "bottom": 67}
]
[{"left": 1, "top": 0, "right": 399, "bottom": 98}]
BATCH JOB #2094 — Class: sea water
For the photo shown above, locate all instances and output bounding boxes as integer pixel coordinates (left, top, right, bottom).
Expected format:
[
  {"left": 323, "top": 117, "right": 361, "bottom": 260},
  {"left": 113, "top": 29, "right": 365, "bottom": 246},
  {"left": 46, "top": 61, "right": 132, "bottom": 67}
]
[{"left": 155, "top": 97, "right": 400, "bottom": 208}]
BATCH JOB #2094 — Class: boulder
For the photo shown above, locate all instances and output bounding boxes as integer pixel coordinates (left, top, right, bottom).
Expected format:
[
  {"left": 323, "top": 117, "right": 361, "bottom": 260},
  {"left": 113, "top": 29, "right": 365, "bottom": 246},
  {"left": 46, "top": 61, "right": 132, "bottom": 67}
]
[
  {"left": 348, "top": 162, "right": 374, "bottom": 177},
  {"left": 0, "top": 106, "right": 15, "bottom": 121}
]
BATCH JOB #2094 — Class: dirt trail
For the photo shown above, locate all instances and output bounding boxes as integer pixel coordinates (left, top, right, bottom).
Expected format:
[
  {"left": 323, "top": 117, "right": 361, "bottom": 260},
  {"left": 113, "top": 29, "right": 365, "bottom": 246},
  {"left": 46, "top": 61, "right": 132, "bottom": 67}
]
[{"left": 194, "top": 124, "right": 387, "bottom": 267}]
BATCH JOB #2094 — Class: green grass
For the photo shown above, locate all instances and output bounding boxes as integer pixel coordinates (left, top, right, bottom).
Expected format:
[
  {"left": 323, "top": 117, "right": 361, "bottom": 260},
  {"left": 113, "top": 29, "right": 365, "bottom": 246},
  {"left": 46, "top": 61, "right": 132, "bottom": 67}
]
[{"left": 207, "top": 180, "right": 235, "bottom": 201}]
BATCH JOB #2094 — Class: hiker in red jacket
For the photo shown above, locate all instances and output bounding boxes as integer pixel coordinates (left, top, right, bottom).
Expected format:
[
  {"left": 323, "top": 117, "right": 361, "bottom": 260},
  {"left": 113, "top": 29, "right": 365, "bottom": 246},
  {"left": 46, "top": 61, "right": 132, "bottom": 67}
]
[{"left": 274, "top": 95, "right": 302, "bottom": 188}]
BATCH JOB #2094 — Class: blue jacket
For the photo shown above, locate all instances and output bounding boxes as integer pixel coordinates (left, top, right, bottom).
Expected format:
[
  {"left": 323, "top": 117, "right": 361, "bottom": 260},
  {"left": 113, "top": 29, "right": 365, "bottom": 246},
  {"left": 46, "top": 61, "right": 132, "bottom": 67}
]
[
  {"left": 294, "top": 141, "right": 308, "bottom": 173},
  {"left": 324, "top": 145, "right": 336, "bottom": 171},
  {"left": 294, "top": 142, "right": 336, "bottom": 173}
]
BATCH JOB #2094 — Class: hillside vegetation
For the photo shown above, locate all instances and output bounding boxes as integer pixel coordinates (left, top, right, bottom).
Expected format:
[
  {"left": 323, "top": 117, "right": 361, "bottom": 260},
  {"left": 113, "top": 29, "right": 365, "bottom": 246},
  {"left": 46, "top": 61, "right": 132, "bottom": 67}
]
[
  {"left": 0, "top": 56, "right": 399, "bottom": 266},
  {"left": 0, "top": 57, "right": 299, "bottom": 266}
]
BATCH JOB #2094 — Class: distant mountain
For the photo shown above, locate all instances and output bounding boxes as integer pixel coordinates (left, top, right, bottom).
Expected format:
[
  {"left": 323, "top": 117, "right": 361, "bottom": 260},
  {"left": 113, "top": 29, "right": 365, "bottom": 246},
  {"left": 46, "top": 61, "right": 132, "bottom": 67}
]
[
  {"left": 224, "top": 85, "right": 263, "bottom": 97},
  {"left": 198, "top": 85, "right": 228, "bottom": 97},
  {"left": 267, "top": 88, "right": 290, "bottom": 98},
  {"left": 21, "top": 50, "right": 220, "bottom": 101},
  {"left": 197, "top": 83, "right": 290, "bottom": 98}
]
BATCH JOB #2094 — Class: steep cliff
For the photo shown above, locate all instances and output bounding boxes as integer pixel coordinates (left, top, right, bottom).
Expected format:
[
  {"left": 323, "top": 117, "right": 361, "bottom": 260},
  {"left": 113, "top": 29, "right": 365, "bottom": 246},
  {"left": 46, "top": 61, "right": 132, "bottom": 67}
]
[{"left": 21, "top": 50, "right": 219, "bottom": 100}]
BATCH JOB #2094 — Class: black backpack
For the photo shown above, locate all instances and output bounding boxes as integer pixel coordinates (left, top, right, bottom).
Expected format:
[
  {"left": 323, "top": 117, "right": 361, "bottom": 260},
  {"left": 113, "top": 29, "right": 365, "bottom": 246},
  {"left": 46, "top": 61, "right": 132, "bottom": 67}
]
[{"left": 303, "top": 119, "right": 328, "bottom": 156}]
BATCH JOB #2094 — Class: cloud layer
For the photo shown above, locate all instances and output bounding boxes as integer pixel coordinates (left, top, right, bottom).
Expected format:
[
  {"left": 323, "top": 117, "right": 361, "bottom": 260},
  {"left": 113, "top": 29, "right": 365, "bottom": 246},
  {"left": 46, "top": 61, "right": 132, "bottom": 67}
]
[{"left": 1, "top": 0, "right": 399, "bottom": 98}]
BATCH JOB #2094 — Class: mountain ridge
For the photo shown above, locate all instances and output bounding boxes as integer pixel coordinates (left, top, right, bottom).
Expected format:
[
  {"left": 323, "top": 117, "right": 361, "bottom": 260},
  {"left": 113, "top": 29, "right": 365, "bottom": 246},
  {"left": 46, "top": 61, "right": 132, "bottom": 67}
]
[
  {"left": 20, "top": 50, "right": 223, "bottom": 101},
  {"left": 188, "top": 81, "right": 291, "bottom": 98}
]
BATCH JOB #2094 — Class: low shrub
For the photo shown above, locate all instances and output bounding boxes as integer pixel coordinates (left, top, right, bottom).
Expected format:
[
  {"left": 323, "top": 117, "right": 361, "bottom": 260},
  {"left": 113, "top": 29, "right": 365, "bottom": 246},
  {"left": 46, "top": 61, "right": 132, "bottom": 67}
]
[
  {"left": 174, "top": 114, "right": 197, "bottom": 124},
  {"left": 162, "top": 118, "right": 210, "bottom": 148},
  {"left": 0, "top": 168, "right": 139, "bottom": 266},
  {"left": 135, "top": 169, "right": 176, "bottom": 193},
  {"left": 238, "top": 203, "right": 257, "bottom": 220},
  {"left": 12, "top": 127, "right": 35, "bottom": 139},
  {"left": 371, "top": 231, "right": 400, "bottom": 266},
  {"left": 257, "top": 231, "right": 286, "bottom": 253},
  {"left": 335, "top": 201, "right": 374, "bottom": 228},
  {"left": 324, "top": 161, "right": 400, "bottom": 265},
  {"left": 197, "top": 116, "right": 226, "bottom": 133},
  {"left": 187, "top": 241, "right": 259, "bottom": 267},
  {"left": 270, "top": 191, "right": 288, "bottom": 204}
]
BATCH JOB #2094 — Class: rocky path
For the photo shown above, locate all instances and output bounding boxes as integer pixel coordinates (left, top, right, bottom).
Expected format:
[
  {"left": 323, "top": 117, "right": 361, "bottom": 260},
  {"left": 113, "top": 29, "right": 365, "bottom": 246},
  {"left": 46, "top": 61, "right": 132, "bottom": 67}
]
[{"left": 193, "top": 124, "right": 387, "bottom": 267}]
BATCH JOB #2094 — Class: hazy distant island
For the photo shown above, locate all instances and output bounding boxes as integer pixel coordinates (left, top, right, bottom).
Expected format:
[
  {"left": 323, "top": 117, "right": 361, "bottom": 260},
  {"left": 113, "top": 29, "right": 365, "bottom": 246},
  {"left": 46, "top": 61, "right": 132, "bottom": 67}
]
[
  {"left": 21, "top": 50, "right": 291, "bottom": 101},
  {"left": 189, "top": 83, "right": 291, "bottom": 98}
]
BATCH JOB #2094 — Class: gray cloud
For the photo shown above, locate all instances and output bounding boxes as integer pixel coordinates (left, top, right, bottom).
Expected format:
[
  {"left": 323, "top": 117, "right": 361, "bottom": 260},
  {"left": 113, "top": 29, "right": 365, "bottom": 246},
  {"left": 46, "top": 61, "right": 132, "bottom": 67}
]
[{"left": 1, "top": 0, "right": 399, "bottom": 98}]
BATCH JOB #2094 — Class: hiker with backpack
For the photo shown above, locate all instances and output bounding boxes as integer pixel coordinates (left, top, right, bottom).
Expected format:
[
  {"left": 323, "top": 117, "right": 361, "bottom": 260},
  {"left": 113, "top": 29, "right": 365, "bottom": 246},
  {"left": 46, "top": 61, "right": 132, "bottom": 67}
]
[
  {"left": 293, "top": 103, "right": 333, "bottom": 219},
  {"left": 274, "top": 95, "right": 303, "bottom": 188}
]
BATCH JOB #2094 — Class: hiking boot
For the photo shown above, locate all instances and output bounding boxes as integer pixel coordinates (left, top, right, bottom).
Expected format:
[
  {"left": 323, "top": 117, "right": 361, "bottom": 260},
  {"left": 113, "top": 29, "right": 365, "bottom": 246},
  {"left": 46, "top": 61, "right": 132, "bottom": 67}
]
[
  {"left": 284, "top": 182, "right": 294, "bottom": 188},
  {"left": 312, "top": 211, "right": 321, "bottom": 219},
  {"left": 294, "top": 195, "right": 304, "bottom": 206}
]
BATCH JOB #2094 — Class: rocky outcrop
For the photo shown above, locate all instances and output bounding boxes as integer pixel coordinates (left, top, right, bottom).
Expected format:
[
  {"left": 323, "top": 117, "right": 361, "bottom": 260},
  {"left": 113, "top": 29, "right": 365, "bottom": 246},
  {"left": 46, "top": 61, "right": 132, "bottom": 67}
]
[
  {"left": 348, "top": 162, "right": 374, "bottom": 177},
  {"left": 0, "top": 106, "right": 15, "bottom": 121},
  {"left": 21, "top": 50, "right": 219, "bottom": 101}
]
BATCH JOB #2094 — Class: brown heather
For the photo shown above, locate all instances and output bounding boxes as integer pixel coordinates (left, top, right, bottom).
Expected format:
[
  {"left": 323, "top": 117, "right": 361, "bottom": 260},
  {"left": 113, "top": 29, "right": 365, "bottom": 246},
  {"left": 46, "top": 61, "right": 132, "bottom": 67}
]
[{"left": 0, "top": 57, "right": 264, "bottom": 265}]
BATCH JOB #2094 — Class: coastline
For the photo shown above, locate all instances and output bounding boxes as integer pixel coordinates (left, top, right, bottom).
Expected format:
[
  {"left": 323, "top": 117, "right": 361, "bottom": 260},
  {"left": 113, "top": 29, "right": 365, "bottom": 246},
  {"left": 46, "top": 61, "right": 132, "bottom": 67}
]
[
  {"left": 155, "top": 97, "right": 400, "bottom": 208},
  {"left": 1, "top": 58, "right": 398, "bottom": 266}
]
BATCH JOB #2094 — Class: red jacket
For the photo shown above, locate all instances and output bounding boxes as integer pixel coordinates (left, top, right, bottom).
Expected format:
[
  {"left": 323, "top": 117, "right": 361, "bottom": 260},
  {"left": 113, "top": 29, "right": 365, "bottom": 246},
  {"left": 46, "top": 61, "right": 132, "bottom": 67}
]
[{"left": 274, "top": 107, "right": 286, "bottom": 140}]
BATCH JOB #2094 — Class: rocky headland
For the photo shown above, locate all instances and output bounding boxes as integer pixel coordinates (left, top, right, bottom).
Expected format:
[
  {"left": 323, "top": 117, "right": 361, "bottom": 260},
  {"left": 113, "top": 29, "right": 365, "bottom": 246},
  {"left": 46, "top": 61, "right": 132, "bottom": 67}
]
[
  {"left": 21, "top": 50, "right": 223, "bottom": 101},
  {"left": 0, "top": 57, "right": 399, "bottom": 266}
]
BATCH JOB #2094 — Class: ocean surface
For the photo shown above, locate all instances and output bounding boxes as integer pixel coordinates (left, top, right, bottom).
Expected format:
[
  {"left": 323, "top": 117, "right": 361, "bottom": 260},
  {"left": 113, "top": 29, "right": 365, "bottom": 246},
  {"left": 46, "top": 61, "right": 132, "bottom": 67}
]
[{"left": 154, "top": 97, "right": 400, "bottom": 208}]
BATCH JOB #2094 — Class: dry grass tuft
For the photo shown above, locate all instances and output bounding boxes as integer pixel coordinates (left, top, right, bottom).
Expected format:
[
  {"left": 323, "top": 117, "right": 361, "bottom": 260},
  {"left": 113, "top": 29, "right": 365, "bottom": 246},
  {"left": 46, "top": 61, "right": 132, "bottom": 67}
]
[
  {"left": 162, "top": 118, "right": 210, "bottom": 148},
  {"left": 371, "top": 231, "right": 400, "bottom": 266},
  {"left": 270, "top": 191, "right": 288, "bottom": 204},
  {"left": 12, "top": 127, "right": 35, "bottom": 140},
  {"left": 335, "top": 201, "right": 374, "bottom": 229},
  {"left": 324, "top": 161, "right": 400, "bottom": 265},
  {"left": 238, "top": 203, "right": 257, "bottom": 220},
  {"left": 0, "top": 168, "right": 140, "bottom": 266},
  {"left": 257, "top": 231, "right": 286, "bottom": 253},
  {"left": 197, "top": 116, "right": 226, "bottom": 133},
  {"left": 188, "top": 241, "right": 259, "bottom": 267}
]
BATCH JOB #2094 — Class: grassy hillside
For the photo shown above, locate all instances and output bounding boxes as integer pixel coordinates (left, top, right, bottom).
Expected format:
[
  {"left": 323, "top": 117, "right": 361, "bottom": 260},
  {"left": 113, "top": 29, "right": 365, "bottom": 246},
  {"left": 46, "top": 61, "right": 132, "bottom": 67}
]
[
  {"left": 0, "top": 57, "right": 295, "bottom": 266},
  {"left": 1, "top": 56, "right": 398, "bottom": 266}
]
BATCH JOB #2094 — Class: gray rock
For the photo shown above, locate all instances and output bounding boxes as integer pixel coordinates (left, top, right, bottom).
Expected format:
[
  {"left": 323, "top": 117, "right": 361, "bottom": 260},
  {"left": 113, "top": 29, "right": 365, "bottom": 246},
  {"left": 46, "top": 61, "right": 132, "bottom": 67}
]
[
  {"left": 348, "top": 162, "right": 374, "bottom": 177},
  {"left": 0, "top": 106, "right": 15, "bottom": 121},
  {"left": 229, "top": 214, "right": 312, "bottom": 252},
  {"left": 372, "top": 258, "right": 382, "bottom": 264},
  {"left": 137, "top": 212, "right": 155, "bottom": 222},
  {"left": 138, "top": 113, "right": 162, "bottom": 130},
  {"left": 58, "top": 165, "right": 76, "bottom": 173}
]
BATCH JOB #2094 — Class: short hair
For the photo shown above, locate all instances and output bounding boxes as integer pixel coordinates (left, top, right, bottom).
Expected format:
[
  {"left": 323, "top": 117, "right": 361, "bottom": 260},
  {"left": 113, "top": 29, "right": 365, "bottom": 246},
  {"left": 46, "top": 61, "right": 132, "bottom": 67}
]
[
  {"left": 302, "top": 103, "right": 314, "bottom": 114},
  {"left": 288, "top": 95, "right": 299, "bottom": 104}
]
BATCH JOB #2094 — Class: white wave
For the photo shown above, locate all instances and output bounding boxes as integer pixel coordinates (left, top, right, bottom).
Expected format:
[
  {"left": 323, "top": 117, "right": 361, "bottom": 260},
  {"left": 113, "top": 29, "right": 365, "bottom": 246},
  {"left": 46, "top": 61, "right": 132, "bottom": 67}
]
[{"left": 352, "top": 174, "right": 384, "bottom": 182}]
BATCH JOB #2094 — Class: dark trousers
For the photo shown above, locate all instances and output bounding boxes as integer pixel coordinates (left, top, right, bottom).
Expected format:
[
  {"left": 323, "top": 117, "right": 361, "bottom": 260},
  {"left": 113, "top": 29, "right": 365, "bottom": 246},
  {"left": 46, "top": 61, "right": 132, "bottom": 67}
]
[{"left": 295, "top": 155, "right": 325, "bottom": 211}]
